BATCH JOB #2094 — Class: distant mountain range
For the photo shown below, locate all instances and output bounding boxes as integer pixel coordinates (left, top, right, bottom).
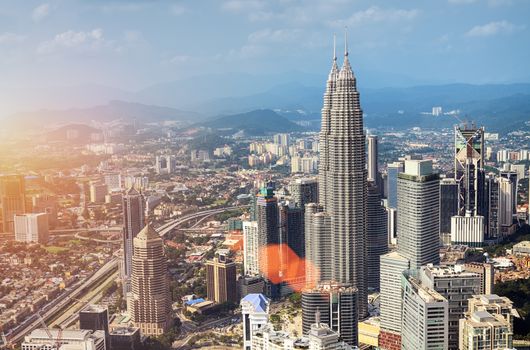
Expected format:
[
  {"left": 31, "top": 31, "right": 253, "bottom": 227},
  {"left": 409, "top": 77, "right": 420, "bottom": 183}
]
[
  {"left": 7, "top": 100, "right": 201, "bottom": 130},
  {"left": 6, "top": 81, "right": 530, "bottom": 134},
  {"left": 199, "top": 109, "right": 303, "bottom": 136}
]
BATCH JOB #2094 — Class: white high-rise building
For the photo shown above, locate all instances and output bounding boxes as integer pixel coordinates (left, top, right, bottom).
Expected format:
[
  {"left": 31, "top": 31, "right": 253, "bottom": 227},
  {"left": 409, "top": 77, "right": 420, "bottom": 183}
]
[
  {"left": 379, "top": 252, "right": 410, "bottom": 334},
  {"left": 420, "top": 264, "right": 482, "bottom": 350},
  {"left": 22, "top": 329, "right": 106, "bottom": 350},
  {"left": 459, "top": 311, "right": 513, "bottom": 350},
  {"left": 241, "top": 293, "right": 270, "bottom": 350},
  {"left": 14, "top": 213, "right": 49, "bottom": 244},
  {"left": 397, "top": 159, "right": 440, "bottom": 270},
  {"left": 401, "top": 271, "right": 448, "bottom": 350},
  {"left": 243, "top": 221, "right": 259, "bottom": 276}
]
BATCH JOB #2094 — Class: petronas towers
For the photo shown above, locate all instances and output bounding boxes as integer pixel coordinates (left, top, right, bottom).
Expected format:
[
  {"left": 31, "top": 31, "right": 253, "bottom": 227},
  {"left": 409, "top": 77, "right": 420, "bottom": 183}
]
[{"left": 316, "top": 38, "right": 368, "bottom": 318}]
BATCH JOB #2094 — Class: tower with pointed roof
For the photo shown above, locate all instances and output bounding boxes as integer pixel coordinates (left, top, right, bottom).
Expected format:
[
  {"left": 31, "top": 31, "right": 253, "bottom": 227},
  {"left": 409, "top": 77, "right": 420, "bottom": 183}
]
[
  {"left": 122, "top": 187, "right": 144, "bottom": 294},
  {"left": 126, "top": 223, "right": 172, "bottom": 336},
  {"left": 317, "top": 32, "right": 368, "bottom": 318}
]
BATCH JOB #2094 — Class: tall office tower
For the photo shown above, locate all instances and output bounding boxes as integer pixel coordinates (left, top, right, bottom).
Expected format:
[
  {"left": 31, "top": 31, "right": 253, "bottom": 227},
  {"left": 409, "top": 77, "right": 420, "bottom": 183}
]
[
  {"left": 397, "top": 159, "right": 440, "bottom": 269},
  {"left": 243, "top": 221, "right": 259, "bottom": 276},
  {"left": 379, "top": 158, "right": 440, "bottom": 350},
  {"left": 459, "top": 311, "right": 513, "bottom": 350},
  {"left": 304, "top": 203, "right": 332, "bottom": 287},
  {"left": 485, "top": 174, "right": 500, "bottom": 238},
  {"left": 22, "top": 329, "right": 106, "bottom": 350},
  {"left": 385, "top": 162, "right": 404, "bottom": 209},
  {"left": 127, "top": 224, "right": 171, "bottom": 336},
  {"left": 0, "top": 175, "right": 26, "bottom": 233},
  {"left": 367, "top": 135, "right": 379, "bottom": 182},
  {"left": 122, "top": 188, "right": 145, "bottom": 294},
  {"left": 241, "top": 293, "right": 270, "bottom": 350},
  {"left": 420, "top": 264, "right": 482, "bottom": 350},
  {"left": 317, "top": 38, "right": 368, "bottom": 319},
  {"left": 79, "top": 305, "right": 109, "bottom": 335},
  {"left": 498, "top": 176, "right": 514, "bottom": 227},
  {"left": 301, "top": 282, "right": 358, "bottom": 346},
  {"left": 14, "top": 213, "right": 49, "bottom": 244},
  {"left": 401, "top": 270, "right": 448, "bottom": 350},
  {"left": 500, "top": 170, "right": 517, "bottom": 214},
  {"left": 206, "top": 253, "right": 238, "bottom": 304},
  {"left": 288, "top": 178, "right": 318, "bottom": 210},
  {"left": 366, "top": 181, "right": 388, "bottom": 290},
  {"left": 439, "top": 178, "right": 459, "bottom": 235},
  {"left": 279, "top": 202, "right": 304, "bottom": 258},
  {"left": 454, "top": 125, "right": 485, "bottom": 216},
  {"left": 379, "top": 252, "right": 410, "bottom": 348},
  {"left": 256, "top": 186, "right": 280, "bottom": 298},
  {"left": 463, "top": 263, "right": 494, "bottom": 295}
]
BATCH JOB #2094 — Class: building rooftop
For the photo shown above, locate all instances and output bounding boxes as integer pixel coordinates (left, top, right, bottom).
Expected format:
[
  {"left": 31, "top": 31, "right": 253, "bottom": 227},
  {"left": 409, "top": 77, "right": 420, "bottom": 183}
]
[
  {"left": 80, "top": 304, "right": 107, "bottom": 313},
  {"left": 408, "top": 277, "right": 447, "bottom": 303},
  {"left": 424, "top": 264, "right": 480, "bottom": 278},
  {"left": 241, "top": 293, "right": 269, "bottom": 313}
]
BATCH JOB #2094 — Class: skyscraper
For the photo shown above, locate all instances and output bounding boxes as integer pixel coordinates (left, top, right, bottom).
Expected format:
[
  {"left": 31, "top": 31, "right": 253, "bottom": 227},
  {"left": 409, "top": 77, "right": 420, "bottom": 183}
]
[
  {"left": 79, "top": 305, "right": 109, "bottom": 335},
  {"left": 385, "top": 162, "right": 404, "bottom": 209},
  {"left": 14, "top": 213, "right": 49, "bottom": 244},
  {"left": 122, "top": 187, "right": 144, "bottom": 294},
  {"left": 127, "top": 224, "right": 171, "bottom": 336},
  {"left": 401, "top": 270, "right": 448, "bottom": 350},
  {"left": 279, "top": 202, "right": 304, "bottom": 258},
  {"left": 302, "top": 282, "right": 358, "bottom": 346},
  {"left": 206, "top": 253, "right": 238, "bottom": 304},
  {"left": 241, "top": 293, "right": 270, "bottom": 350},
  {"left": 256, "top": 185, "right": 280, "bottom": 298},
  {"left": 243, "top": 221, "right": 259, "bottom": 276},
  {"left": 439, "top": 178, "right": 459, "bottom": 235},
  {"left": 304, "top": 203, "right": 332, "bottom": 288},
  {"left": 420, "top": 264, "right": 482, "bottom": 350},
  {"left": 454, "top": 125, "right": 485, "bottom": 217},
  {"left": 379, "top": 158, "right": 440, "bottom": 350},
  {"left": 318, "top": 36, "right": 368, "bottom": 318},
  {"left": 397, "top": 159, "right": 440, "bottom": 270},
  {"left": 0, "top": 175, "right": 26, "bottom": 233},
  {"left": 366, "top": 180, "right": 388, "bottom": 290}
]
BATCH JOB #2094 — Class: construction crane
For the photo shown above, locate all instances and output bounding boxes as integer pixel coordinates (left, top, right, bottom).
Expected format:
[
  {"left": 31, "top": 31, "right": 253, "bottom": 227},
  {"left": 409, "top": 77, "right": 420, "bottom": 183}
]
[{"left": 36, "top": 312, "right": 63, "bottom": 349}]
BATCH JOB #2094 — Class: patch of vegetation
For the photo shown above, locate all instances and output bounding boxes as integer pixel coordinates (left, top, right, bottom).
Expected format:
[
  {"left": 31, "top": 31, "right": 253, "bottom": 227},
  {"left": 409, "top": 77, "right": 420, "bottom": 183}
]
[
  {"left": 494, "top": 278, "right": 530, "bottom": 340},
  {"left": 44, "top": 246, "right": 69, "bottom": 254},
  {"left": 483, "top": 224, "right": 530, "bottom": 257}
]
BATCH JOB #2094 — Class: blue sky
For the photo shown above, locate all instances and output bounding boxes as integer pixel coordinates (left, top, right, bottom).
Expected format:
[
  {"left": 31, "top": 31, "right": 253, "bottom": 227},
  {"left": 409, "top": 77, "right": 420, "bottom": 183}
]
[{"left": 0, "top": 0, "right": 529, "bottom": 114}]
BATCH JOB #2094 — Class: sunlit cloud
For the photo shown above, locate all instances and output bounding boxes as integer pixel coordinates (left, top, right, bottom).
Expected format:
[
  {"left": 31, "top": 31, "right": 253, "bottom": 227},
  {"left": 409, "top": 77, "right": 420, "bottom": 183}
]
[
  {"left": 37, "top": 28, "right": 110, "bottom": 54},
  {"left": 32, "top": 3, "right": 50, "bottom": 21},
  {"left": 466, "top": 20, "right": 524, "bottom": 37},
  {"left": 221, "top": 0, "right": 265, "bottom": 13},
  {"left": 331, "top": 6, "right": 420, "bottom": 27}
]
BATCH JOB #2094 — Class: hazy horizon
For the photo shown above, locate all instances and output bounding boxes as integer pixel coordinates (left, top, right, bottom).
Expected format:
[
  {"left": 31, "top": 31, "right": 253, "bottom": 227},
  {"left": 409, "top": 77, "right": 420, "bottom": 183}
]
[{"left": 1, "top": 0, "right": 530, "bottom": 117}]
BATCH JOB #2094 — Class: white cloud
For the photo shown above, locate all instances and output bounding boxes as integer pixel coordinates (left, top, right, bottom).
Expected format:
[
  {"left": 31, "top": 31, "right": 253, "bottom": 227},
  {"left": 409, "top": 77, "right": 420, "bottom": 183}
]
[
  {"left": 221, "top": 0, "right": 265, "bottom": 13},
  {"left": 332, "top": 6, "right": 419, "bottom": 27},
  {"left": 248, "top": 28, "right": 302, "bottom": 43},
  {"left": 466, "top": 20, "right": 523, "bottom": 37},
  {"left": 32, "top": 3, "right": 50, "bottom": 21},
  {"left": 37, "top": 28, "right": 110, "bottom": 54},
  {"left": 0, "top": 32, "right": 26, "bottom": 44}
]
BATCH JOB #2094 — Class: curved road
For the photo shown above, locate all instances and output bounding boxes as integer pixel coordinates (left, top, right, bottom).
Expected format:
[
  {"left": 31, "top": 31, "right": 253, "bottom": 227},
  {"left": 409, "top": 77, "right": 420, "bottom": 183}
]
[{"left": 6, "top": 204, "right": 248, "bottom": 346}]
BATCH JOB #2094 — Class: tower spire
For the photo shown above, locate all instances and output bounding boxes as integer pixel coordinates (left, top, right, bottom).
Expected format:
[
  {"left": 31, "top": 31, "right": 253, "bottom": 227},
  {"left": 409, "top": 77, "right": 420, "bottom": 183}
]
[
  {"left": 344, "top": 26, "right": 348, "bottom": 57},
  {"left": 333, "top": 33, "right": 337, "bottom": 62}
]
